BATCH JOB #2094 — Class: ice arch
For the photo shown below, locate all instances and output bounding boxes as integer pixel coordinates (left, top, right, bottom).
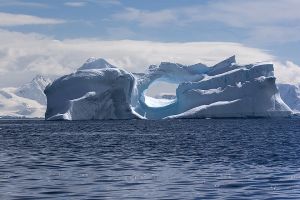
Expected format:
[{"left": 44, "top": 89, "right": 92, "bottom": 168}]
[
  {"left": 133, "top": 62, "right": 210, "bottom": 119},
  {"left": 144, "top": 81, "right": 177, "bottom": 108}
]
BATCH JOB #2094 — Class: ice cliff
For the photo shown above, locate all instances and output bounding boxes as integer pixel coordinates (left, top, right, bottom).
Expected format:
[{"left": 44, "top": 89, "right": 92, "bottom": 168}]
[{"left": 45, "top": 56, "right": 292, "bottom": 120}]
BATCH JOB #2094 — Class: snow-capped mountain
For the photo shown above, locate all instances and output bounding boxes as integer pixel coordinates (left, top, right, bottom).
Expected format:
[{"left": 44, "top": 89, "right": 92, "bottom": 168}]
[
  {"left": 278, "top": 83, "right": 300, "bottom": 113},
  {"left": 0, "top": 75, "right": 51, "bottom": 118},
  {"left": 15, "top": 75, "right": 51, "bottom": 105}
]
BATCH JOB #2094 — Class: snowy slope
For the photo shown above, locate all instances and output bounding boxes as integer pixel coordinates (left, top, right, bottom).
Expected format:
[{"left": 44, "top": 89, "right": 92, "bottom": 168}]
[
  {"left": 0, "top": 75, "right": 51, "bottom": 118},
  {"left": 278, "top": 83, "right": 300, "bottom": 113},
  {"left": 15, "top": 75, "right": 51, "bottom": 105}
]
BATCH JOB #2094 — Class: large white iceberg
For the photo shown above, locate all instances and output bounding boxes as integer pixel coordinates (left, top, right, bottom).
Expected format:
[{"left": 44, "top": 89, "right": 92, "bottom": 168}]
[
  {"left": 45, "top": 56, "right": 292, "bottom": 120},
  {"left": 45, "top": 58, "right": 139, "bottom": 120}
]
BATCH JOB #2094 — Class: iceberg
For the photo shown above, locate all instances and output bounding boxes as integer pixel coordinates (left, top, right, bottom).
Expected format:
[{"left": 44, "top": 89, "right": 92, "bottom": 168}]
[
  {"left": 278, "top": 83, "right": 300, "bottom": 113},
  {"left": 45, "top": 58, "right": 139, "bottom": 120},
  {"left": 45, "top": 56, "right": 292, "bottom": 120}
]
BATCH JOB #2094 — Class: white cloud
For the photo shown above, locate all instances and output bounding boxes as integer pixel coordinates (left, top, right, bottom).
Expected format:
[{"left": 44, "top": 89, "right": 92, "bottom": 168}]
[
  {"left": 0, "top": 0, "right": 48, "bottom": 7},
  {"left": 274, "top": 61, "right": 300, "bottom": 84},
  {"left": 115, "top": 0, "right": 300, "bottom": 27},
  {"left": 0, "top": 29, "right": 298, "bottom": 87},
  {"left": 196, "top": 0, "right": 300, "bottom": 27},
  {"left": 105, "top": 26, "right": 136, "bottom": 38},
  {"left": 248, "top": 26, "right": 300, "bottom": 43},
  {"left": 113, "top": 7, "right": 177, "bottom": 27},
  {"left": 64, "top": 0, "right": 121, "bottom": 7},
  {"left": 113, "top": 0, "right": 300, "bottom": 43},
  {"left": 64, "top": 2, "right": 86, "bottom": 7},
  {"left": 0, "top": 12, "right": 65, "bottom": 26},
  {"left": 89, "top": 0, "right": 121, "bottom": 6}
]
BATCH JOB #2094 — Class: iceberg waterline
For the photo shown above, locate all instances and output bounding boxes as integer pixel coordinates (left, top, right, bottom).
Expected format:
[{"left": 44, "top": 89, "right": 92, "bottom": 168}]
[{"left": 45, "top": 56, "right": 292, "bottom": 120}]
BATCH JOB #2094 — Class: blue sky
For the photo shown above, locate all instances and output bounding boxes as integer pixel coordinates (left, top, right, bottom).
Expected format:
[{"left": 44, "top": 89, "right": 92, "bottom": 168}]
[{"left": 0, "top": 0, "right": 299, "bottom": 86}]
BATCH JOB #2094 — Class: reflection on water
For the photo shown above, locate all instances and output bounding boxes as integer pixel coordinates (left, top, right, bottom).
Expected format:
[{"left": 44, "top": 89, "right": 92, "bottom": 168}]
[{"left": 0, "top": 119, "right": 300, "bottom": 199}]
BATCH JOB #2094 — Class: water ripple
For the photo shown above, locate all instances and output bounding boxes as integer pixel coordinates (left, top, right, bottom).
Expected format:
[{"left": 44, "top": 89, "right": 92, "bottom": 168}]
[{"left": 0, "top": 119, "right": 300, "bottom": 199}]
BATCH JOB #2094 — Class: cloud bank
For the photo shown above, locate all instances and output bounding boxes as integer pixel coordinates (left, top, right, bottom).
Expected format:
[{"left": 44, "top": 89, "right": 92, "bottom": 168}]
[
  {"left": 0, "top": 12, "right": 65, "bottom": 26},
  {"left": 0, "top": 29, "right": 299, "bottom": 87},
  {"left": 64, "top": 2, "right": 87, "bottom": 7},
  {"left": 113, "top": 0, "right": 300, "bottom": 44}
]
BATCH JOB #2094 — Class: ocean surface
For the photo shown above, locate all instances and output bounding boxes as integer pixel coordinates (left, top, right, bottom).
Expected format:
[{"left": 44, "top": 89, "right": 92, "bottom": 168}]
[{"left": 0, "top": 119, "right": 300, "bottom": 200}]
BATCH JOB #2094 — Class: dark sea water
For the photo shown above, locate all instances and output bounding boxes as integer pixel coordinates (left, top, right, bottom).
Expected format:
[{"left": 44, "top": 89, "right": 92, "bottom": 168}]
[{"left": 0, "top": 119, "right": 300, "bottom": 200}]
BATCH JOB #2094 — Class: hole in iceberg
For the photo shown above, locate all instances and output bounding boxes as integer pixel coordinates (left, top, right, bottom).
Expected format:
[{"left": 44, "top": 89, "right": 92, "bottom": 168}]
[{"left": 144, "top": 81, "right": 178, "bottom": 108}]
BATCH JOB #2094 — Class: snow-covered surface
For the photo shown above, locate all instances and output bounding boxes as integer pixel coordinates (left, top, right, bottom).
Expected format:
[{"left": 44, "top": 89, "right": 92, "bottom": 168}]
[
  {"left": 15, "top": 75, "right": 51, "bottom": 105},
  {"left": 278, "top": 83, "right": 300, "bottom": 113},
  {"left": 45, "top": 56, "right": 292, "bottom": 120},
  {"left": 144, "top": 95, "right": 176, "bottom": 108},
  {"left": 78, "top": 57, "right": 116, "bottom": 70},
  {"left": 0, "top": 75, "right": 51, "bottom": 118}
]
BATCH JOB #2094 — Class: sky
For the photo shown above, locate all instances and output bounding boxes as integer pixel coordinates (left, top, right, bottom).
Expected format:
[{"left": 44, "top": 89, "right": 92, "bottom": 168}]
[{"left": 0, "top": 0, "right": 299, "bottom": 87}]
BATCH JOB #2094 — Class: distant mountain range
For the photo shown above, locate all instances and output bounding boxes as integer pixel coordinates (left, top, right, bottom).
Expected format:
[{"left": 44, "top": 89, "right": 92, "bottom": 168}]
[{"left": 0, "top": 75, "right": 51, "bottom": 118}]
